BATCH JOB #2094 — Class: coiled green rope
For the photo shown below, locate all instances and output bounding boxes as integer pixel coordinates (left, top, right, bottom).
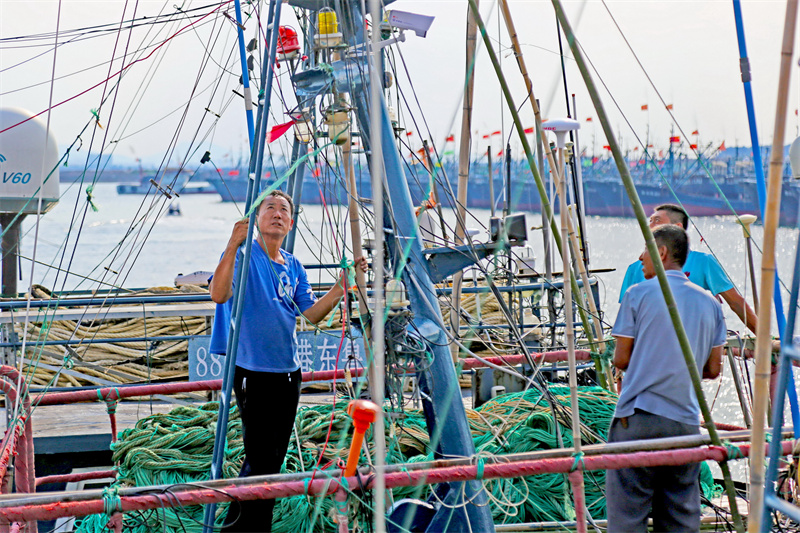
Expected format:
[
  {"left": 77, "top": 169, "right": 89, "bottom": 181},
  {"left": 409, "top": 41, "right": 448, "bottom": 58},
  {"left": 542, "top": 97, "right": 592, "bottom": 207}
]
[{"left": 74, "top": 385, "right": 721, "bottom": 532}]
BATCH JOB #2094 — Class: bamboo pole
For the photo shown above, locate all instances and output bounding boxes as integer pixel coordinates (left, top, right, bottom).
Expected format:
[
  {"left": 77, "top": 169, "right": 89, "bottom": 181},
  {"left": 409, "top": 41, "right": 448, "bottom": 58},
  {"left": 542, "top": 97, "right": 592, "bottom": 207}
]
[
  {"left": 341, "top": 140, "right": 374, "bottom": 381},
  {"left": 749, "top": 2, "right": 798, "bottom": 529},
  {"left": 450, "top": 1, "right": 479, "bottom": 363},
  {"left": 421, "top": 140, "right": 449, "bottom": 243},
  {"left": 496, "top": 0, "right": 605, "bottom": 363},
  {"left": 465, "top": 0, "right": 597, "bottom": 355},
  {"left": 547, "top": 1, "right": 745, "bottom": 531}
]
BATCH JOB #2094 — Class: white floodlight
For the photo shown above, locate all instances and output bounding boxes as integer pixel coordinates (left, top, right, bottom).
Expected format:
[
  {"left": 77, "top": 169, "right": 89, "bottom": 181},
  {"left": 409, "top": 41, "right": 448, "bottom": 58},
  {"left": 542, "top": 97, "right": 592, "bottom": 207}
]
[{"left": 385, "top": 10, "right": 434, "bottom": 38}]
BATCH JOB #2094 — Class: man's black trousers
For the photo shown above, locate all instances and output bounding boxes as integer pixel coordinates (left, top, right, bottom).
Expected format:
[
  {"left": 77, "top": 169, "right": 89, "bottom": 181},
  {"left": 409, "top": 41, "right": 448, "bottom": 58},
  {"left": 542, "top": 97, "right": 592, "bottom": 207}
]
[{"left": 222, "top": 366, "right": 302, "bottom": 533}]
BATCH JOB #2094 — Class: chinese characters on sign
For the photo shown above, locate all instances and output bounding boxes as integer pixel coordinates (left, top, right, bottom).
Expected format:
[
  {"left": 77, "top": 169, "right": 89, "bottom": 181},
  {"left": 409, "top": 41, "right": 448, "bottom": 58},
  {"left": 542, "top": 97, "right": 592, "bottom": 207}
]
[{"left": 188, "top": 329, "right": 365, "bottom": 382}]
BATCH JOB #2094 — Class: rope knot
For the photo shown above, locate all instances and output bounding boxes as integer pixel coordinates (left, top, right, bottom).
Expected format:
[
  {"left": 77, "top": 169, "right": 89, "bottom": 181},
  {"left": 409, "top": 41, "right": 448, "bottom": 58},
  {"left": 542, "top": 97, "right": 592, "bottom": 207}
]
[
  {"left": 102, "top": 485, "right": 122, "bottom": 516},
  {"left": 475, "top": 456, "right": 485, "bottom": 481},
  {"left": 570, "top": 451, "right": 585, "bottom": 472},
  {"left": 97, "top": 388, "right": 120, "bottom": 415},
  {"left": 722, "top": 443, "right": 744, "bottom": 461},
  {"left": 86, "top": 185, "right": 99, "bottom": 212}
]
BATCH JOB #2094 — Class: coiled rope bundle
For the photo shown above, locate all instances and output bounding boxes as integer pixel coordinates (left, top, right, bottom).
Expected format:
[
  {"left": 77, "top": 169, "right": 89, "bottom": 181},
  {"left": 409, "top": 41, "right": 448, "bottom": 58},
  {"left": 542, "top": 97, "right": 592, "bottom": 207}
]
[{"left": 73, "top": 385, "right": 721, "bottom": 532}]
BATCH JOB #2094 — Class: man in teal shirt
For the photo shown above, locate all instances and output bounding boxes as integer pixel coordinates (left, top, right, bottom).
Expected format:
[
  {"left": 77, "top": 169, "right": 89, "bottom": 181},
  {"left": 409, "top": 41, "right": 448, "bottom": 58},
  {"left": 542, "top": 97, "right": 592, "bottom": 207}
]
[{"left": 619, "top": 204, "right": 757, "bottom": 334}]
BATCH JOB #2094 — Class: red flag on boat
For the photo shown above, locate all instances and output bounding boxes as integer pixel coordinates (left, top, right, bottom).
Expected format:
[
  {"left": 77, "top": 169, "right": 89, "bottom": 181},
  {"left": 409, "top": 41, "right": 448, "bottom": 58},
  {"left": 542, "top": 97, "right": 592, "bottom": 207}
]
[
  {"left": 585, "top": 117, "right": 592, "bottom": 122},
  {"left": 523, "top": 127, "right": 534, "bottom": 134},
  {"left": 266, "top": 120, "right": 295, "bottom": 143},
  {"left": 666, "top": 104, "right": 674, "bottom": 110},
  {"left": 603, "top": 145, "right": 611, "bottom": 150},
  {"left": 406, "top": 131, "right": 414, "bottom": 137},
  {"left": 633, "top": 146, "right": 639, "bottom": 151},
  {"left": 491, "top": 130, "right": 502, "bottom": 136},
  {"left": 690, "top": 144, "right": 698, "bottom": 150},
  {"left": 482, "top": 134, "right": 490, "bottom": 139},
  {"left": 719, "top": 141, "right": 726, "bottom": 151},
  {"left": 669, "top": 136, "right": 680, "bottom": 143},
  {"left": 446, "top": 134, "right": 455, "bottom": 142},
  {"left": 496, "top": 150, "right": 503, "bottom": 157},
  {"left": 691, "top": 130, "right": 699, "bottom": 135},
  {"left": 641, "top": 105, "right": 648, "bottom": 111}
]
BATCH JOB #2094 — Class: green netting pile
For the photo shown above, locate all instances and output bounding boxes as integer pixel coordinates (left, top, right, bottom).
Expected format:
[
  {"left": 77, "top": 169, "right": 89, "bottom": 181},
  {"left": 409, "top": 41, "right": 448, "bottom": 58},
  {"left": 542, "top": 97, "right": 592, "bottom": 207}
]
[{"left": 73, "top": 385, "right": 721, "bottom": 532}]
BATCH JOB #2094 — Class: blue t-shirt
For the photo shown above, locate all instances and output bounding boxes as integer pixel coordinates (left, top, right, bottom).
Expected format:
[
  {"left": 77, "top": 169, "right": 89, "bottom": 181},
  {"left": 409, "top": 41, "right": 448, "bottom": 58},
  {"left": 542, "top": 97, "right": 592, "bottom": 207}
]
[
  {"left": 209, "top": 243, "right": 317, "bottom": 372},
  {"left": 618, "top": 250, "right": 734, "bottom": 303},
  {"left": 612, "top": 270, "right": 727, "bottom": 425}
]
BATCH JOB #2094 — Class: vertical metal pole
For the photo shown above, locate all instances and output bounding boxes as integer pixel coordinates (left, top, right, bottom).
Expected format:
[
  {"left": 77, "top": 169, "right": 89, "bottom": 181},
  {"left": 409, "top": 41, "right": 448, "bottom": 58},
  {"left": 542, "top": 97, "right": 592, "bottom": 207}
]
[
  {"left": 367, "top": 0, "right": 386, "bottom": 530},
  {"left": 233, "top": 0, "right": 255, "bottom": 145},
  {"left": 732, "top": 0, "right": 799, "bottom": 438},
  {"left": 558, "top": 145, "right": 586, "bottom": 531},
  {"left": 747, "top": 0, "right": 798, "bottom": 527},
  {"left": 0, "top": 215, "right": 23, "bottom": 298},
  {"left": 202, "top": 1, "right": 283, "bottom": 530},
  {"left": 285, "top": 138, "right": 308, "bottom": 253},
  {"left": 504, "top": 144, "right": 511, "bottom": 216},
  {"left": 763, "top": 202, "right": 800, "bottom": 531},
  {"left": 571, "top": 94, "right": 589, "bottom": 267},
  {"left": 487, "top": 149, "right": 495, "bottom": 217}
]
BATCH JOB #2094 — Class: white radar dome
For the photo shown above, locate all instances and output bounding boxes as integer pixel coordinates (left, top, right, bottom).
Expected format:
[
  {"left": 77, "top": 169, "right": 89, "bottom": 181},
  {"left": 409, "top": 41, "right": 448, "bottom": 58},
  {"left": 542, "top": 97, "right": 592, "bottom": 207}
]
[{"left": 0, "top": 108, "right": 60, "bottom": 214}]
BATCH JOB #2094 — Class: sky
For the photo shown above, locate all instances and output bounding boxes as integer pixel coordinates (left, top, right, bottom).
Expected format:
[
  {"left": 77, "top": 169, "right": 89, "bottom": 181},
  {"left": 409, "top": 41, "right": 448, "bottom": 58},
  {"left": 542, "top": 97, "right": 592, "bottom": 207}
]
[{"left": 0, "top": 0, "right": 797, "bottom": 169}]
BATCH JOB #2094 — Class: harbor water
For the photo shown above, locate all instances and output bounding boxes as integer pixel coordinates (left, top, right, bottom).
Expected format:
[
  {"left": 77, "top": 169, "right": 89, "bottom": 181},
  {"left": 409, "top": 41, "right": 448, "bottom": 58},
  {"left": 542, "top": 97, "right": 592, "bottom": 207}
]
[{"left": 14, "top": 182, "right": 800, "bottom": 479}]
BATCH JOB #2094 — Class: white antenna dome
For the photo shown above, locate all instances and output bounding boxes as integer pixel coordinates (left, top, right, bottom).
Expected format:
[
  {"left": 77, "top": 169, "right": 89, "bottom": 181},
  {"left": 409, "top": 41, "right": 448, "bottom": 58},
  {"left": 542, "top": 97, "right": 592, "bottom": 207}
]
[{"left": 0, "top": 108, "right": 60, "bottom": 214}]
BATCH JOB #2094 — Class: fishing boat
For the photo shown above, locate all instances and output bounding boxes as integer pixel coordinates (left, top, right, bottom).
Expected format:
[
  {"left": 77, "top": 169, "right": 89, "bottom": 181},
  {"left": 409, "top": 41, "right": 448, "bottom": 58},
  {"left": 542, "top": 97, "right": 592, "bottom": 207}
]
[
  {"left": 206, "top": 146, "right": 800, "bottom": 226},
  {"left": 0, "top": 0, "right": 797, "bottom": 531}
]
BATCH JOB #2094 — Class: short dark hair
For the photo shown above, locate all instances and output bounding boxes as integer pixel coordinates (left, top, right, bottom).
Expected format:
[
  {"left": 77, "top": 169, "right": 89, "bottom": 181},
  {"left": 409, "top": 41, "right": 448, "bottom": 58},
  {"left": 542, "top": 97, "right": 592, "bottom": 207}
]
[
  {"left": 654, "top": 203, "right": 689, "bottom": 229},
  {"left": 653, "top": 225, "right": 689, "bottom": 267},
  {"left": 257, "top": 190, "right": 294, "bottom": 216}
]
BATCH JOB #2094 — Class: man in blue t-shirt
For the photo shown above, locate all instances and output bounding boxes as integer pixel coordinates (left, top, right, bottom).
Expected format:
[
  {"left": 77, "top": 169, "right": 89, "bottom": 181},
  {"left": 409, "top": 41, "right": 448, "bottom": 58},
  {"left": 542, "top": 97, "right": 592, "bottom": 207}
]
[
  {"left": 209, "top": 190, "right": 366, "bottom": 532},
  {"left": 607, "top": 225, "right": 726, "bottom": 532},
  {"left": 619, "top": 203, "right": 757, "bottom": 334}
]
